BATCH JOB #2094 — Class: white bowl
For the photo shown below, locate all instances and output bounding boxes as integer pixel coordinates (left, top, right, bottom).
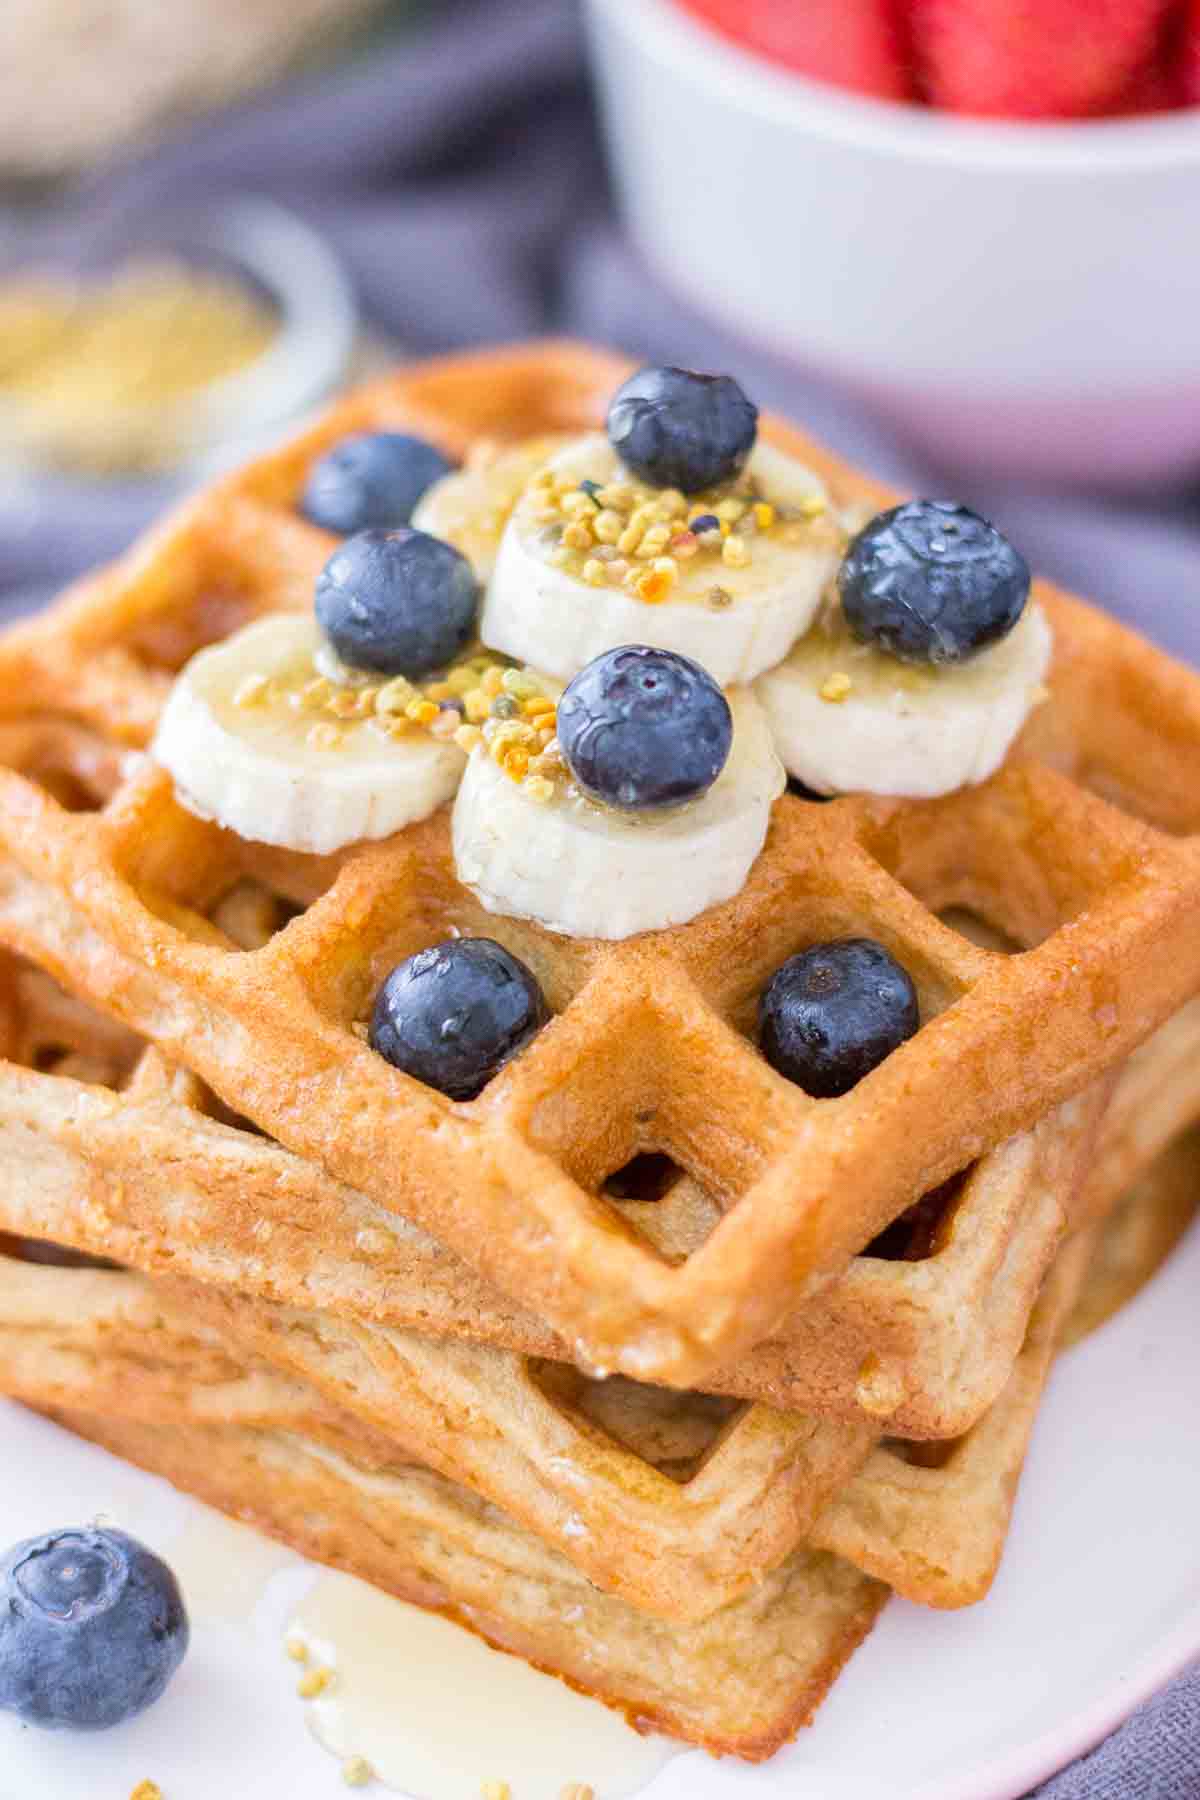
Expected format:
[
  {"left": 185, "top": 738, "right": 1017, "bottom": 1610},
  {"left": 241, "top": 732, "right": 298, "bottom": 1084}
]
[{"left": 585, "top": 0, "right": 1200, "bottom": 487}]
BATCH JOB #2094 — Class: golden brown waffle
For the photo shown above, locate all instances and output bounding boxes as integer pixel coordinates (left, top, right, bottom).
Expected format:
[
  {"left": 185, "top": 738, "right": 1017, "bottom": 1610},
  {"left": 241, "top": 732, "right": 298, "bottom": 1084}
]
[
  {"left": 0, "top": 1249, "right": 867, "bottom": 1623},
  {"left": 0, "top": 1123, "right": 1187, "bottom": 1728},
  {"left": 0, "top": 952, "right": 1088, "bottom": 1621},
  {"left": 0, "top": 928, "right": 1151, "bottom": 1461},
  {"left": 2, "top": 947, "right": 1199, "bottom": 1450},
  {"left": 0, "top": 1024, "right": 1183, "bottom": 1629},
  {"left": 1063, "top": 1125, "right": 1200, "bottom": 1345},
  {"left": 166, "top": 1274, "right": 876, "bottom": 1623},
  {"left": 38, "top": 1402, "right": 886, "bottom": 1762},
  {"left": 3, "top": 935, "right": 1197, "bottom": 1632},
  {"left": 0, "top": 1223, "right": 1081, "bottom": 1617},
  {"left": 0, "top": 345, "right": 1199, "bottom": 1393},
  {"left": 810, "top": 1226, "right": 1091, "bottom": 1607},
  {"left": 0, "top": 1205, "right": 1093, "bottom": 1631}
]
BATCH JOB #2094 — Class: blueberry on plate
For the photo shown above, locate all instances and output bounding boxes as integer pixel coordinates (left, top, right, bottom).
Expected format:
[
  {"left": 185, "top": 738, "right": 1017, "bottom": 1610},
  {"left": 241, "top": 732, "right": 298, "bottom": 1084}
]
[
  {"left": 315, "top": 527, "right": 478, "bottom": 676},
  {"left": 0, "top": 1526, "right": 188, "bottom": 1731},
  {"left": 606, "top": 366, "right": 758, "bottom": 493},
  {"left": 759, "top": 938, "right": 919, "bottom": 1099},
  {"left": 557, "top": 645, "right": 733, "bottom": 812},
  {"left": 370, "top": 938, "right": 548, "bottom": 1100},
  {"left": 301, "top": 432, "right": 453, "bottom": 536},
  {"left": 839, "top": 500, "right": 1031, "bottom": 666}
]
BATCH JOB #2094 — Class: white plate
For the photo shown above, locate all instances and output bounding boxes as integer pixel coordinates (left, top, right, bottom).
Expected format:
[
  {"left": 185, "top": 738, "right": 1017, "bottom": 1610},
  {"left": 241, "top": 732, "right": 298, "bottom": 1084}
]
[{"left": 1, "top": 1210, "right": 1197, "bottom": 1800}]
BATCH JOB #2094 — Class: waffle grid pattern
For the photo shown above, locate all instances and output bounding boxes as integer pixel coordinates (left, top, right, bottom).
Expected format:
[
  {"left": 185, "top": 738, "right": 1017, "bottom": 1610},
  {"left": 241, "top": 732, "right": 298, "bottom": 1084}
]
[{"left": 0, "top": 347, "right": 1197, "bottom": 1393}]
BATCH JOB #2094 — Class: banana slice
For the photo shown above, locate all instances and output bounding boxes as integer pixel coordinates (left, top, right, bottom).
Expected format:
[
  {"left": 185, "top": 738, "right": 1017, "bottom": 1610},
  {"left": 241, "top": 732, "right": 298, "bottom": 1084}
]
[
  {"left": 480, "top": 433, "right": 842, "bottom": 688},
  {"left": 152, "top": 615, "right": 465, "bottom": 854},
  {"left": 452, "top": 687, "right": 785, "bottom": 940},
  {"left": 411, "top": 434, "right": 573, "bottom": 579},
  {"left": 755, "top": 602, "right": 1053, "bottom": 799}
]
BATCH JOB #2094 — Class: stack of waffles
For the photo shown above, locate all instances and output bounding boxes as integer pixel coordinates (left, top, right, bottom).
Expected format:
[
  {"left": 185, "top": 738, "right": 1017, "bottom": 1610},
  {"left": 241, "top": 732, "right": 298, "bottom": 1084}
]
[{"left": 1, "top": 344, "right": 1199, "bottom": 1759}]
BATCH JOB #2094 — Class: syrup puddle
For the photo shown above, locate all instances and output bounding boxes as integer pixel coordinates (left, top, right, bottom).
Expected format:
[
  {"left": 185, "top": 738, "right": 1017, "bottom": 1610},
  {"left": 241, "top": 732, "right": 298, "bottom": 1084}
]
[{"left": 287, "top": 1568, "right": 680, "bottom": 1797}]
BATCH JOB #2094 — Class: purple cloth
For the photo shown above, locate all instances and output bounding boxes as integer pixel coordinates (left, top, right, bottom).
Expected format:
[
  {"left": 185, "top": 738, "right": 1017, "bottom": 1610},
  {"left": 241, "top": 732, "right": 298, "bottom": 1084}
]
[{"left": 1, "top": 3, "right": 1197, "bottom": 1789}]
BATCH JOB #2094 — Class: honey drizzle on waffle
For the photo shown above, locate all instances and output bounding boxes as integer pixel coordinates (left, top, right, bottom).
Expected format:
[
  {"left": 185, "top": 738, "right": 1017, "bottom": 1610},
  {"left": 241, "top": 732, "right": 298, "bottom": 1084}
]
[{"left": 0, "top": 346, "right": 1196, "bottom": 1391}]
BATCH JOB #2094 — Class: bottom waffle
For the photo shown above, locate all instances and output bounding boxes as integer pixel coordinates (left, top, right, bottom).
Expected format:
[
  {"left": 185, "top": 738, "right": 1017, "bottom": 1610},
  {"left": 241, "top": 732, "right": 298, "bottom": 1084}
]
[
  {"left": 0, "top": 1214, "right": 1123, "bottom": 1761},
  {"left": 37, "top": 1406, "right": 885, "bottom": 1762},
  {"left": 0, "top": 1129, "right": 1194, "bottom": 1759}
]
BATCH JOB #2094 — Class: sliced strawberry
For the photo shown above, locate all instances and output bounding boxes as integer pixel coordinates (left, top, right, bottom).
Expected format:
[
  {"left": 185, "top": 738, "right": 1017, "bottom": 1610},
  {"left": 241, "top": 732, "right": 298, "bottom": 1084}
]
[
  {"left": 910, "top": 0, "right": 1175, "bottom": 118},
  {"left": 1181, "top": 0, "right": 1200, "bottom": 103},
  {"left": 1110, "top": 42, "right": 1187, "bottom": 114},
  {"left": 676, "top": 0, "right": 915, "bottom": 102}
]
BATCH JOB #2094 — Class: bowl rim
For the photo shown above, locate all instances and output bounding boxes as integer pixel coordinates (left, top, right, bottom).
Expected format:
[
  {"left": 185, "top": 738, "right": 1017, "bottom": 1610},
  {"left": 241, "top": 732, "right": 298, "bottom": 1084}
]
[{"left": 587, "top": 0, "right": 1200, "bottom": 173}]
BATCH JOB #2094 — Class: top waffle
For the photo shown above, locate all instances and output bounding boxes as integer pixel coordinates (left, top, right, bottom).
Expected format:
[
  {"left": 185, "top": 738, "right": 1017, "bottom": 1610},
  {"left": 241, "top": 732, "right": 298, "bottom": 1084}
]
[{"left": 0, "top": 342, "right": 1198, "bottom": 1388}]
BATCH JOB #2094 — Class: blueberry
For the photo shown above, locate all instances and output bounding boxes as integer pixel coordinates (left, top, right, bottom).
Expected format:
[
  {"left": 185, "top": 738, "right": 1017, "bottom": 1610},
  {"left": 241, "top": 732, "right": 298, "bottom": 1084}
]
[
  {"left": 838, "top": 500, "right": 1030, "bottom": 666},
  {"left": 370, "top": 938, "right": 548, "bottom": 1100},
  {"left": 759, "top": 938, "right": 919, "bottom": 1099},
  {"left": 301, "top": 433, "right": 453, "bottom": 536},
  {"left": 688, "top": 513, "right": 721, "bottom": 535},
  {"left": 557, "top": 646, "right": 732, "bottom": 812},
  {"left": 0, "top": 1526, "right": 188, "bottom": 1731},
  {"left": 607, "top": 367, "right": 758, "bottom": 493},
  {"left": 315, "top": 528, "right": 478, "bottom": 676}
]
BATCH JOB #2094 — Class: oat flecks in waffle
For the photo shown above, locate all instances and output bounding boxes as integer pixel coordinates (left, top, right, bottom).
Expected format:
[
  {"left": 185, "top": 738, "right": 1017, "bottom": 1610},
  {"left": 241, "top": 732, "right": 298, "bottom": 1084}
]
[{"left": 0, "top": 346, "right": 1199, "bottom": 1389}]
